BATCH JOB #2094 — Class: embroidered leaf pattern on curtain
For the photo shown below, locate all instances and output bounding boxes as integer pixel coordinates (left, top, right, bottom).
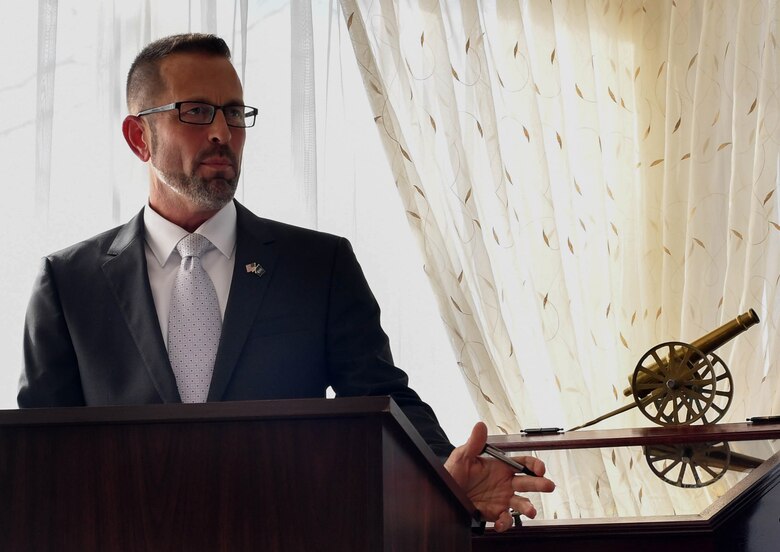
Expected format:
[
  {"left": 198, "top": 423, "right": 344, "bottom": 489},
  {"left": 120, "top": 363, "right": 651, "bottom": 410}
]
[{"left": 341, "top": 0, "right": 780, "bottom": 517}]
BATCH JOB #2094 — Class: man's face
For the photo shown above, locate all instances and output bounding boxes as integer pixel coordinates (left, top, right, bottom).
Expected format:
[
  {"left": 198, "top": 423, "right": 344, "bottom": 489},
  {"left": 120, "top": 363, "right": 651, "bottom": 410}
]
[{"left": 144, "top": 53, "right": 246, "bottom": 211}]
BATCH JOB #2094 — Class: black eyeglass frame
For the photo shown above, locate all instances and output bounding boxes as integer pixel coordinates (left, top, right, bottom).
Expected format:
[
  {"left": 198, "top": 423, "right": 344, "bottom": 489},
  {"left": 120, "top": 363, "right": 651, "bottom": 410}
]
[{"left": 136, "top": 101, "right": 259, "bottom": 128}]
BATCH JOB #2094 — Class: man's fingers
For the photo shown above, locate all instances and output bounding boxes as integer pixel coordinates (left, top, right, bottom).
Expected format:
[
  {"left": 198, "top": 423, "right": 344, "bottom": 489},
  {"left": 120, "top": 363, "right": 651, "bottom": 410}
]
[
  {"left": 512, "top": 474, "right": 556, "bottom": 493},
  {"left": 509, "top": 496, "right": 537, "bottom": 519},
  {"left": 463, "top": 421, "right": 488, "bottom": 458},
  {"left": 515, "top": 455, "right": 546, "bottom": 477},
  {"left": 493, "top": 510, "right": 514, "bottom": 533}
]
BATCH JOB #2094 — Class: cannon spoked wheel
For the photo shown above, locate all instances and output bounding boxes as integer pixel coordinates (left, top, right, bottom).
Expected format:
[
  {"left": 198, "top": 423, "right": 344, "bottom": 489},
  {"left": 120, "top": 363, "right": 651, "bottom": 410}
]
[
  {"left": 696, "top": 350, "right": 733, "bottom": 424},
  {"left": 644, "top": 441, "right": 731, "bottom": 488},
  {"left": 631, "top": 341, "right": 733, "bottom": 426}
]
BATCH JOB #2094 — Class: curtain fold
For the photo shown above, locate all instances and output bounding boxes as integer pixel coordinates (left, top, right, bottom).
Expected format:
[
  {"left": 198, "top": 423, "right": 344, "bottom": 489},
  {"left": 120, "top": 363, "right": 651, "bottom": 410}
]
[
  {"left": 341, "top": 0, "right": 780, "bottom": 518},
  {"left": 291, "top": 0, "right": 319, "bottom": 228},
  {"left": 35, "top": 0, "right": 58, "bottom": 221}
]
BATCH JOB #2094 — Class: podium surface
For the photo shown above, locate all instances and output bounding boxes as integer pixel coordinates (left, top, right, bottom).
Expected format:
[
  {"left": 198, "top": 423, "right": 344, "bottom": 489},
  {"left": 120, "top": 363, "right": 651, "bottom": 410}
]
[{"left": 0, "top": 397, "right": 475, "bottom": 551}]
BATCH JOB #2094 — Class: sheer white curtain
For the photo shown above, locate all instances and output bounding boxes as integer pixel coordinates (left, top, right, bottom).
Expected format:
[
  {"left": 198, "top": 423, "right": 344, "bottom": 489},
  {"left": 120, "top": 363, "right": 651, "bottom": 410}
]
[
  {"left": 0, "top": 0, "right": 477, "bottom": 444},
  {"left": 341, "top": 0, "right": 780, "bottom": 517}
]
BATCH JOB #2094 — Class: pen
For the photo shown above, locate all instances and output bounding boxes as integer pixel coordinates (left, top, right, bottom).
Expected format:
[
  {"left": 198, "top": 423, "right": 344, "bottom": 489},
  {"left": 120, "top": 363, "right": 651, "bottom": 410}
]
[
  {"left": 482, "top": 443, "right": 537, "bottom": 477},
  {"left": 521, "top": 427, "right": 563, "bottom": 434},
  {"left": 746, "top": 415, "right": 780, "bottom": 424}
]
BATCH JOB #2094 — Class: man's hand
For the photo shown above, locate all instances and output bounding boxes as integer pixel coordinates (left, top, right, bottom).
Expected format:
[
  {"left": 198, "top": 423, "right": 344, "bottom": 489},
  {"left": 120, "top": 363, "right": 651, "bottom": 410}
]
[{"left": 444, "top": 422, "right": 555, "bottom": 532}]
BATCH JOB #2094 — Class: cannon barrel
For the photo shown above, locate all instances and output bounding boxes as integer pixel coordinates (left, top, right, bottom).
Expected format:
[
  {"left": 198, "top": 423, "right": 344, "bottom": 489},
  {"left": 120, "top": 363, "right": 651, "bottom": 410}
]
[{"left": 623, "top": 309, "right": 760, "bottom": 397}]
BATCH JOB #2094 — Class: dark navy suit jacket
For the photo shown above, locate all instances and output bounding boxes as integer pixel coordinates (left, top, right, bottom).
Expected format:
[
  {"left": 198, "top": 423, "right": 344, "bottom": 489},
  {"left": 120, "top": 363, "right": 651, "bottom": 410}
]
[{"left": 19, "top": 201, "right": 453, "bottom": 457}]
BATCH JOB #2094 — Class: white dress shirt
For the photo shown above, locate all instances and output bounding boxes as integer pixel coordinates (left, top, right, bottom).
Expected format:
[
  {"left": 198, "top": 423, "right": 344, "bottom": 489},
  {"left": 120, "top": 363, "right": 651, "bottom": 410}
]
[{"left": 143, "top": 201, "right": 237, "bottom": 349}]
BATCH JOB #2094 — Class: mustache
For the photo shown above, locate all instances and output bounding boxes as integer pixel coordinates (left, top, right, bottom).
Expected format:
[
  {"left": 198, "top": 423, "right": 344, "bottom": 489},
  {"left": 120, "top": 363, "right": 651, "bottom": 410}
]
[{"left": 195, "top": 146, "right": 239, "bottom": 167}]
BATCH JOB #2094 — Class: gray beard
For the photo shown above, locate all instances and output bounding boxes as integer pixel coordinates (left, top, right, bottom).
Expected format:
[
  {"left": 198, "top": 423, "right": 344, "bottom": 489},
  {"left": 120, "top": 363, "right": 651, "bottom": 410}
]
[
  {"left": 149, "top": 122, "right": 240, "bottom": 210},
  {"left": 158, "top": 168, "right": 238, "bottom": 210}
]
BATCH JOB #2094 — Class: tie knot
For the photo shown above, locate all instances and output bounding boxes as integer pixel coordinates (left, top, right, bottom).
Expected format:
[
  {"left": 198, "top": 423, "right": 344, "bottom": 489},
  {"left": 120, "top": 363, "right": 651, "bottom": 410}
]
[{"left": 176, "top": 233, "right": 214, "bottom": 259}]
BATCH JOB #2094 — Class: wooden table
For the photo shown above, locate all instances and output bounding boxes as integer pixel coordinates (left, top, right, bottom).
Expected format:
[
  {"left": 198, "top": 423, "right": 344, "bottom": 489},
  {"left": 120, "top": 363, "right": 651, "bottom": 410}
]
[{"left": 474, "top": 422, "right": 780, "bottom": 552}]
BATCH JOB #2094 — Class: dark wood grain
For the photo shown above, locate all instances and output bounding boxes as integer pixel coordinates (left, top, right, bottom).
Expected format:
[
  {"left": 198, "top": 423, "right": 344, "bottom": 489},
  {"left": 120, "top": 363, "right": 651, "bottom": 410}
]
[
  {"left": 488, "top": 421, "right": 780, "bottom": 451},
  {"left": 0, "top": 396, "right": 402, "bottom": 427},
  {"left": 0, "top": 398, "right": 473, "bottom": 551}
]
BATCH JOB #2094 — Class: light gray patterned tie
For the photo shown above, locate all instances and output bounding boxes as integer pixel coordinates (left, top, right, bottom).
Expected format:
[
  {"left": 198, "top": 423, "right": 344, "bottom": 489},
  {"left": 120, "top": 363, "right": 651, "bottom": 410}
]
[{"left": 168, "top": 233, "right": 221, "bottom": 403}]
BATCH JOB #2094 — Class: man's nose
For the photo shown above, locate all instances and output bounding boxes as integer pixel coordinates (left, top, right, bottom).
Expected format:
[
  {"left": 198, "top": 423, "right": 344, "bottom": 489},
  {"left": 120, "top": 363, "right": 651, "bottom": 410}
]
[{"left": 208, "top": 108, "right": 232, "bottom": 144}]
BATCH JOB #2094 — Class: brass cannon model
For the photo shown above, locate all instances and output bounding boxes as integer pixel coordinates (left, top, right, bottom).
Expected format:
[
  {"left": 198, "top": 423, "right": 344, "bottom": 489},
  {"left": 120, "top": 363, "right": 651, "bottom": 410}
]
[
  {"left": 643, "top": 441, "right": 763, "bottom": 488},
  {"left": 570, "top": 309, "right": 760, "bottom": 431}
]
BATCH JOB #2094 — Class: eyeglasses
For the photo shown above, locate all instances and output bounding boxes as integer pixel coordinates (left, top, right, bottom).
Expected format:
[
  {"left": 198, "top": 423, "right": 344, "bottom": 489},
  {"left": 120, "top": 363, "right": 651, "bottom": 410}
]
[{"left": 136, "top": 101, "right": 259, "bottom": 128}]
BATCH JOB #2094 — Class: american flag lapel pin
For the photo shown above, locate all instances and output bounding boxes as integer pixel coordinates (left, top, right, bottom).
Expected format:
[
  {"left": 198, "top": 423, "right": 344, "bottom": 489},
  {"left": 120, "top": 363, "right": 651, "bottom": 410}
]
[{"left": 245, "top": 262, "right": 266, "bottom": 277}]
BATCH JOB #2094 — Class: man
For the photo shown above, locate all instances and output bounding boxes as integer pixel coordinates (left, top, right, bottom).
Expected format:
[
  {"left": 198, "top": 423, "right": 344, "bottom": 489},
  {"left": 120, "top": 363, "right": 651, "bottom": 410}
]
[{"left": 19, "top": 33, "right": 553, "bottom": 531}]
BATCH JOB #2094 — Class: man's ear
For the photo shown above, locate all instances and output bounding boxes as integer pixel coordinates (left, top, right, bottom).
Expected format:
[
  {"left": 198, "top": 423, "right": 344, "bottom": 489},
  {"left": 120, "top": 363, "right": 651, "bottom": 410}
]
[{"left": 122, "top": 115, "right": 151, "bottom": 162}]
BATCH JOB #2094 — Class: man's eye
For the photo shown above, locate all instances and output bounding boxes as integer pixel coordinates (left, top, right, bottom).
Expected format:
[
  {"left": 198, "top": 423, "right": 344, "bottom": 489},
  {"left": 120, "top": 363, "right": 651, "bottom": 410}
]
[
  {"left": 226, "top": 107, "right": 244, "bottom": 119},
  {"left": 185, "top": 106, "right": 206, "bottom": 116}
]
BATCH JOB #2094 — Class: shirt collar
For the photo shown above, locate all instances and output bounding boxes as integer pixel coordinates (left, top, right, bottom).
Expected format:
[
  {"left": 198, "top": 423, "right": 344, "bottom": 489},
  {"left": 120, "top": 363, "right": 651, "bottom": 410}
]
[{"left": 143, "top": 201, "right": 237, "bottom": 267}]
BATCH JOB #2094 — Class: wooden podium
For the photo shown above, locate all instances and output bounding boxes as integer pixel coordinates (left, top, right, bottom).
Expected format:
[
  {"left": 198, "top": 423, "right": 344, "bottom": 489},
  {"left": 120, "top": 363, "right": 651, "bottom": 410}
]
[{"left": 0, "top": 397, "right": 476, "bottom": 551}]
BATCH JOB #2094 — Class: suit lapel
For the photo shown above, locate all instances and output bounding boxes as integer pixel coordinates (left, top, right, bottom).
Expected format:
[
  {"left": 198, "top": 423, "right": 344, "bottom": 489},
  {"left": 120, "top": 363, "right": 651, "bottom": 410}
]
[
  {"left": 207, "top": 202, "right": 277, "bottom": 401},
  {"left": 101, "top": 210, "right": 181, "bottom": 402}
]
